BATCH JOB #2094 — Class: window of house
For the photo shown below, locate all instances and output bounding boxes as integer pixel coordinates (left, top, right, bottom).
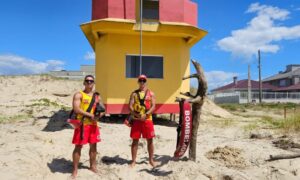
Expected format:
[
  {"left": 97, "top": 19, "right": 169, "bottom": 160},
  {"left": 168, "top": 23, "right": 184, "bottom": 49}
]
[
  {"left": 279, "top": 79, "right": 286, "bottom": 87},
  {"left": 126, "top": 55, "right": 163, "bottom": 79},
  {"left": 294, "top": 77, "right": 300, "bottom": 85},
  {"left": 142, "top": 0, "right": 159, "bottom": 20}
]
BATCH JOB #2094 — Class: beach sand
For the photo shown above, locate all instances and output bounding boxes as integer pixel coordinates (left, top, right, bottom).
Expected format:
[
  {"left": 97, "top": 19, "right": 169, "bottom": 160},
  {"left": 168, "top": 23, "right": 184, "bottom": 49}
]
[{"left": 0, "top": 75, "right": 300, "bottom": 180}]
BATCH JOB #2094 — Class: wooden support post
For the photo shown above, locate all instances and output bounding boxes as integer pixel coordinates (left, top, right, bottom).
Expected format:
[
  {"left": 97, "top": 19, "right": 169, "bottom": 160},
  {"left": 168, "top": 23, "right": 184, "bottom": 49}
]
[{"left": 284, "top": 107, "right": 287, "bottom": 119}]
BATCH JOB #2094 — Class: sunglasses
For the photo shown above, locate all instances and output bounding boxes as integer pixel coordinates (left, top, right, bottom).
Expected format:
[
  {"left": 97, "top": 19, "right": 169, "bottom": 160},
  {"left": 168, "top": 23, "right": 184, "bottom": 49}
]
[
  {"left": 85, "top": 79, "right": 94, "bottom": 84},
  {"left": 138, "top": 79, "right": 147, "bottom": 83}
]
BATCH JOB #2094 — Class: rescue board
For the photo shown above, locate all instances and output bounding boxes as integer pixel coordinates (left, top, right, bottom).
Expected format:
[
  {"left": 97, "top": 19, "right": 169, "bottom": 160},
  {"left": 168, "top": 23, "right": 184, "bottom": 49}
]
[{"left": 174, "top": 100, "right": 192, "bottom": 158}]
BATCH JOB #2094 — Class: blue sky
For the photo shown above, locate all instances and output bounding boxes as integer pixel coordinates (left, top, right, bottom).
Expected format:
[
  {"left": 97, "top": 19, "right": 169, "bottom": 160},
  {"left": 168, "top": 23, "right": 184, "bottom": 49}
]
[{"left": 0, "top": 0, "right": 300, "bottom": 90}]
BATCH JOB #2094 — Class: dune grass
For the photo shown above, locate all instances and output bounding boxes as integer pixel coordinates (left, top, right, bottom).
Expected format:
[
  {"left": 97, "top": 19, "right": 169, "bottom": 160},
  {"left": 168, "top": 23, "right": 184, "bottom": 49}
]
[
  {"left": 26, "top": 98, "right": 60, "bottom": 108},
  {"left": 208, "top": 118, "right": 236, "bottom": 128},
  {"left": 220, "top": 103, "right": 299, "bottom": 112},
  {"left": 243, "top": 114, "right": 300, "bottom": 133},
  {"left": 0, "top": 114, "right": 32, "bottom": 124},
  {"left": 260, "top": 114, "right": 300, "bottom": 132},
  {"left": 26, "top": 98, "right": 70, "bottom": 110},
  {"left": 243, "top": 123, "right": 259, "bottom": 131}
]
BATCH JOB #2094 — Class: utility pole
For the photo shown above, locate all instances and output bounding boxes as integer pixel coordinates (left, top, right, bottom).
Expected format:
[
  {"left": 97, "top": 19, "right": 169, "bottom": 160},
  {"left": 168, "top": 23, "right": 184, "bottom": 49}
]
[
  {"left": 248, "top": 64, "right": 251, "bottom": 103},
  {"left": 139, "top": 0, "right": 143, "bottom": 75},
  {"left": 258, "top": 50, "right": 262, "bottom": 103}
]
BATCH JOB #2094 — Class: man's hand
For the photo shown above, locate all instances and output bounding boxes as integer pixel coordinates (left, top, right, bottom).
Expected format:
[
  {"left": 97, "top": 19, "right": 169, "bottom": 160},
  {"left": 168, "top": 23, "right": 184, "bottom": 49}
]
[
  {"left": 140, "top": 114, "right": 147, "bottom": 121},
  {"left": 90, "top": 113, "right": 95, "bottom": 121},
  {"left": 99, "top": 112, "right": 105, "bottom": 118},
  {"left": 133, "top": 111, "right": 141, "bottom": 118}
]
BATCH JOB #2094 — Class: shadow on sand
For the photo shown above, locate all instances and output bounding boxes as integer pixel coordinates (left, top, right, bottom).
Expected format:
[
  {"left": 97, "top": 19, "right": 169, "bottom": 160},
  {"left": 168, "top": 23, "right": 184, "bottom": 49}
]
[
  {"left": 139, "top": 154, "right": 189, "bottom": 177},
  {"left": 101, "top": 155, "right": 149, "bottom": 166},
  {"left": 47, "top": 158, "right": 88, "bottom": 174},
  {"left": 101, "top": 155, "right": 131, "bottom": 165},
  {"left": 42, "top": 109, "right": 72, "bottom": 132},
  {"left": 139, "top": 168, "right": 173, "bottom": 177}
]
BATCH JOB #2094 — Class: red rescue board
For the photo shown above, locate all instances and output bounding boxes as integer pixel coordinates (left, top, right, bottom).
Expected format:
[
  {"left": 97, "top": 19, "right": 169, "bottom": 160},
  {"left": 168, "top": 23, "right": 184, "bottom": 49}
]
[{"left": 174, "top": 100, "right": 192, "bottom": 158}]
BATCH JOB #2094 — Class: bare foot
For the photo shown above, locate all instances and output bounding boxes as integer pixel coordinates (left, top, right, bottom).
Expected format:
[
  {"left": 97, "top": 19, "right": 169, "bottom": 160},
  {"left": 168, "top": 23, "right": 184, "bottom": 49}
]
[
  {"left": 130, "top": 161, "right": 136, "bottom": 168},
  {"left": 89, "top": 167, "right": 98, "bottom": 173},
  {"left": 172, "top": 156, "right": 179, "bottom": 161},
  {"left": 149, "top": 160, "right": 157, "bottom": 167},
  {"left": 71, "top": 170, "right": 77, "bottom": 179}
]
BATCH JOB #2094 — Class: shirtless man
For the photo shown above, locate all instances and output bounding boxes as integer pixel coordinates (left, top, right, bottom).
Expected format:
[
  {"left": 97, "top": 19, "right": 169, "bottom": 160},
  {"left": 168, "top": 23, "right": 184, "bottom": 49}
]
[{"left": 129, "top": 74, "right": 157, "bottom": 167}]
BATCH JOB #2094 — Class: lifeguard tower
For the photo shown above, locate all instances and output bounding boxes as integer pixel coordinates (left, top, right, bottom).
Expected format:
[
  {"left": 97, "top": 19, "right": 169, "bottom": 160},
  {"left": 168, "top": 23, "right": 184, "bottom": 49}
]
[{"left": 81, "top": 0, "right": 207, "bottom": 114}]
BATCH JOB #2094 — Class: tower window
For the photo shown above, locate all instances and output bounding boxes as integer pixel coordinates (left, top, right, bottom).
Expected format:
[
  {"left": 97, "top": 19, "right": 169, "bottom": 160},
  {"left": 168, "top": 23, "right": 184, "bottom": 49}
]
[
  {"left": 142, "top": 0, "right": 159, "bottom": 20},
  {"left": 126, "top": 55, "right": 163, "bottom": 79}
]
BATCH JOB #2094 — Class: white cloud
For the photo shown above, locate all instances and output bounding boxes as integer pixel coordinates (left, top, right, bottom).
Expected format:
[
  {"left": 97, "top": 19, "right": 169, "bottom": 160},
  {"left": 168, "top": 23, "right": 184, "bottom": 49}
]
[
  {"left": 84, "top": 51, "right": 95, "bottom": 60},
  {"left": 217, "top": 3, "right": 300, "bottom": 60},
  {"left": 0, "top": 54, "right": 65, "bottom": 75},
  {"left": 205, "top": 71, "right": 239, "bottom": 90}
]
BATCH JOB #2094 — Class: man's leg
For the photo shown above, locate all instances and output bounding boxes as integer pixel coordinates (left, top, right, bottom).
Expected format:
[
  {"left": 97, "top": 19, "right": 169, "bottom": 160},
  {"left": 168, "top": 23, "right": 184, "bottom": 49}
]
[
  {"left": 89, "top": 143, "right": 97, "bottom": 173},
  {"left": 72, "top": 145, "right": 82, "bottom": 178},
  {"left": 131, "top": 139, "right": 139, "bottom": 167},
  {"left": 147, "top": 138, "right": 156, "bottom": 167}
]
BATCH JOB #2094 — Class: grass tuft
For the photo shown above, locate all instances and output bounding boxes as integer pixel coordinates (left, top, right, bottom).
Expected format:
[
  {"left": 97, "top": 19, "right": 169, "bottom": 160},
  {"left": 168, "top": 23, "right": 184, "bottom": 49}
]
[
  {"left": 243, "top": 123, "right": 259, "bottom": 131},
  {"left": 27, "top": 98, "right": 60, "bottom": 108},
  {"left": 261, "top": 114, "right": 300, "bottom": 132},
  {"left": 0, "top": 114, "right": 32, "bottom": 124},
  {"left": 25, "top": 98, "right": 71, "bottom": 111}
]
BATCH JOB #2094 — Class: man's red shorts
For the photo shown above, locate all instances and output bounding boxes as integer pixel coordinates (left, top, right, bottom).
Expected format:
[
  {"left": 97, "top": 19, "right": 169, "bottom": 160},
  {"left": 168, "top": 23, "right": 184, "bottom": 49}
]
[
  {"left": 72, "top": 125, "right": 101, "bottom": 145},
  {"left": 130, "top": 120, "right": 155, "bottom": 139}
]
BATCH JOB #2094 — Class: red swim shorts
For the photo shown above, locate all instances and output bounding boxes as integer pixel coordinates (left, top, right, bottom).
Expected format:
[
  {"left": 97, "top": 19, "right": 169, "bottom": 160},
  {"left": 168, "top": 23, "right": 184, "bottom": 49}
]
[
  {"left": 130, "top": 120, "right": 155, "bottom": 139},
  {"left": 72, "top": 125, "right": 101, "bottom": 145}
]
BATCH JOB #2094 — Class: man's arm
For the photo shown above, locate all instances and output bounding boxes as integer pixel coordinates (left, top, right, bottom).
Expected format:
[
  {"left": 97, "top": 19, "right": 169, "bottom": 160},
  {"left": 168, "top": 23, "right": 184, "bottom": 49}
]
[
  {"left": 98, "top": 95, "right": 105, "bottom": 118},
  {"left": 72, "top": 92, "right": 94, "bottom": 119},
  {"left": 129, "top": 92, "right": 140, "bottom": 118},
  {"left": 146, "top": 92, "right": 156, "bottom": 115},
  {"left": 129, "top": 92, "right": 135, "bottom": 113}
]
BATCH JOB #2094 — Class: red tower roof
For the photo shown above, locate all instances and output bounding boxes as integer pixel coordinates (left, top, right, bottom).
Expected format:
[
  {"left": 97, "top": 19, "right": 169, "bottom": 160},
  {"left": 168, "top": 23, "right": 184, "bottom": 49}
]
[{"left": 92, "top": 0, "right": 198, "bottom": 26}]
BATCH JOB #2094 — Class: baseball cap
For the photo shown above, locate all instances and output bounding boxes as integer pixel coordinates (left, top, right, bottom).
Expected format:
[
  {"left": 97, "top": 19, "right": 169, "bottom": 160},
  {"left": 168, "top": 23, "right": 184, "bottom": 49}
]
[{"left": 138, "top": 74, "right": 147, "bottom": 80}]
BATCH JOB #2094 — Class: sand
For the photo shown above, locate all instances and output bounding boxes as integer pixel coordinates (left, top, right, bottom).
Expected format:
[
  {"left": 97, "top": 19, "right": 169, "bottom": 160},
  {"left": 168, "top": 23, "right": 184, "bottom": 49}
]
[{"left": 0, "top": 75, "right": 300, "bottom": 180}]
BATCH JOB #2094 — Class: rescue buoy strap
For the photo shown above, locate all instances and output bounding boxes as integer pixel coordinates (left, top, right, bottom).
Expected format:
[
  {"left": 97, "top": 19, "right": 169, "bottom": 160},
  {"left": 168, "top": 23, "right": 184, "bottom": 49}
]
[{"left": 134, "top": 89, "right": 150, "bottom": 110}]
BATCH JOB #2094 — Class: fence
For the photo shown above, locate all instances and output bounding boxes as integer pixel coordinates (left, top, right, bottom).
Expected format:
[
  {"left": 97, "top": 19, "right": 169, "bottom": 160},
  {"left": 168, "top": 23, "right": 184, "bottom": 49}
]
[
  {"left": 208, "top": 91, "right": 300, "bottom": 104},
  {"left": 240, "top": 92, "right": 300, "bottom": 100}
]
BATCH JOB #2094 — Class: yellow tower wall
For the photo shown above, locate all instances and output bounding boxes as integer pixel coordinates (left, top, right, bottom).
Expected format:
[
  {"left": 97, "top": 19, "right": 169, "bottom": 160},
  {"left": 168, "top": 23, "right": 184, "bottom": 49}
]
[{"left": 95, "top": 33, "right": 190, "bottom": 114}]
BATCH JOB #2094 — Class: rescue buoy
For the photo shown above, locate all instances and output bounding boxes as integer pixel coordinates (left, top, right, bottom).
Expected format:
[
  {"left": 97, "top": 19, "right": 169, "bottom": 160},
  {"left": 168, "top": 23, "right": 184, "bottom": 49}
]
[
  {"left": 67, "top": 119, "right": 81, "bottom": 129},
  {"left": 174, "top": 100, "right": 192, "bottom": 158}
]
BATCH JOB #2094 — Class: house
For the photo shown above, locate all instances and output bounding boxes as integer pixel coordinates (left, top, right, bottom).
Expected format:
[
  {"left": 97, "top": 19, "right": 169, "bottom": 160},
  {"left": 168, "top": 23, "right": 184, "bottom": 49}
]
[
  {"left": 211, "top": 77, "right": 276, "bottom": 94},
  {"left": 49, "top": 65, "right": 95, "bottom": 79},
  {"left": 210, "top": 70, "right": 300, "bottom": 104},
  {"left": 81, "top": 0, "right": 207, "bottom": 114},
  {"left": 210, "top": 77, "right": 278, "bottom": 104},
  {"left": 263, "top": 64, "right": 300, "bottom": 92},
  {"left": 275, "top": 84, "right": 300, "bottom": 92}
]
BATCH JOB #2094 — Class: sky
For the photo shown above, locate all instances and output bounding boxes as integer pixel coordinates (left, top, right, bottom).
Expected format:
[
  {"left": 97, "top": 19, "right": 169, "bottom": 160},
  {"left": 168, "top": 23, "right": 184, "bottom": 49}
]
[{"left": 0, "top": 0, "right": 300, "bottom": 90}]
